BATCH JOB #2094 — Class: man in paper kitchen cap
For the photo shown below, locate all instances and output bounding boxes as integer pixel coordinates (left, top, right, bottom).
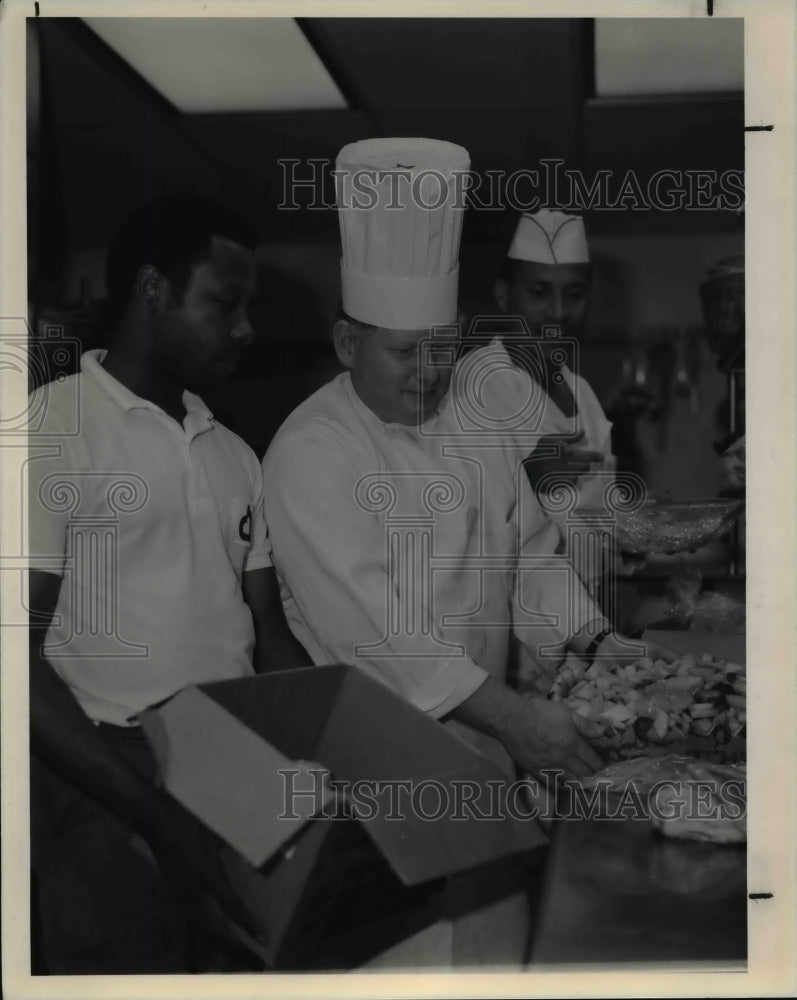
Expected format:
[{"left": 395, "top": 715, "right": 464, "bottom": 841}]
[
  {"left": 495, "top": 208, "right": 613, "bottom": 493},
  {"left": 491, "top": 209, "right": 638, "bottom": 696},
  {"left": 493, "top": 210, "right": 648, "bottom": 602},
  {"left": 263, "top": 141, "right": 670, "bottom": 965}
]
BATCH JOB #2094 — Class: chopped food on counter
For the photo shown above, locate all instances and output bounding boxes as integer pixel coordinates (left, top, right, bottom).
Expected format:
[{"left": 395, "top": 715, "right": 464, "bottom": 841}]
[{"left": 550, "top": 652, "right": 746, "bottom": 762}]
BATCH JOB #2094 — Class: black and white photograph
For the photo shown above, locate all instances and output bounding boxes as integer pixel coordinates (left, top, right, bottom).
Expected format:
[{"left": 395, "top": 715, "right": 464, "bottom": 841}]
[{"left": 1, "top": 1, "right": 796, "bottom": 996}]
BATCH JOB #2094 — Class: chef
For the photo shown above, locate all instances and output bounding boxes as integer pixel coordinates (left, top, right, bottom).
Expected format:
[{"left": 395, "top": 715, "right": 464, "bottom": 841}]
[{"left": 262, "top": 138, "right": 669, "bottom": 965}]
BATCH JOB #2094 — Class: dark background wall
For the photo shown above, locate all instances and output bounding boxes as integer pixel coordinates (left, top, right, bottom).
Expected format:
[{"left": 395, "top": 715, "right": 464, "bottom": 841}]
[{"left": 28, "top": 16, "right": 744, "bottom": 491}]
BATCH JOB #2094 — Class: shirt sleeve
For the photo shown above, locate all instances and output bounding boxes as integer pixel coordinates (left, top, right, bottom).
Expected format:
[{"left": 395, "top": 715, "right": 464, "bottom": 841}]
[
  {"left": 27, "top": 402, "right": 75, "bottom": 578},
  {"left": 241, "top": 445, "right": 273, "bottom": 573},
  {"left": 474, "top": 357, "right": 609, "bottom": 650},
  {"left": 263, "top": 428, "right": 488, "bottom": 718},
  {"left": 511, "top": 464, "right": 609, "bottom": 651}
]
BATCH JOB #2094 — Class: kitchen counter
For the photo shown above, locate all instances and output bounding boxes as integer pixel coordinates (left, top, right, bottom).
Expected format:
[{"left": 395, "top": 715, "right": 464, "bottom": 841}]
[
  {"left": 531, "top": 626, "right": 747, "bottom": 967},
  {"left": 530, "top": 813, "right": 746, "bottom": 965}
]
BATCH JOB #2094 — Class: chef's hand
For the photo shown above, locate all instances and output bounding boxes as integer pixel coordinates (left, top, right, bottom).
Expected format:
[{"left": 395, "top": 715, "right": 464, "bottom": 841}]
[
  {"left": 501, "top": 698, "right": 605, "bottom": 781},
  {"left": 523, "top": 431, "right": 604, "bottom": 494},
  {"left": 642, "top": 639, "right": 679, "bottom": 663},
  {"left": 450, "top": 677, "right": 603, "bottom": 783}
]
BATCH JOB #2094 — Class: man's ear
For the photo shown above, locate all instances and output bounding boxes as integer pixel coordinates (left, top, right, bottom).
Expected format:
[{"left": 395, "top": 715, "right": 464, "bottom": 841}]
[
  {"left": 136, "top": 265, "right": 164, "bottom": 312},
  {"left": 333, "top": 318, "right": 360, "bottom": 369},
  {"left": 494, "top": 278, "right": 509, "bottom": 313}
]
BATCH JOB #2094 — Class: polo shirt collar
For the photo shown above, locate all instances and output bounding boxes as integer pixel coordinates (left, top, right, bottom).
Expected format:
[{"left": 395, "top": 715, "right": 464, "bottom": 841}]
[{"left": 81, "top": 349, "right": 214, "bottom": 425}]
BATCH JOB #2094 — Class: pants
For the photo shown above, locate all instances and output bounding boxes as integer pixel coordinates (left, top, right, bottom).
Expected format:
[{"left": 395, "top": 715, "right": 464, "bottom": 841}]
[{"left": 30, "top": 724, "right": 255, "bottom": 975}]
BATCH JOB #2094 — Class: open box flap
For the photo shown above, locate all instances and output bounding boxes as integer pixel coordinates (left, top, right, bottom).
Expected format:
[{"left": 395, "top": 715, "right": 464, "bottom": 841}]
[
  {"left": 354, "top": 768, "right": 546, "bottom": 887},
  {"left": 139, "top": 686, "right": 335, "bottom": 868},
  {"left": 201, "top": 666, "right": 347, "bottom": 760},
  {"left": 313, "top": 667, "right": 547, "bottom": 886}
]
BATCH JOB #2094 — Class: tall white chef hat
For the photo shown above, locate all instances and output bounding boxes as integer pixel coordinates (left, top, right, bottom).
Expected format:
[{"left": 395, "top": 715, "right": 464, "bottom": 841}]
[
  {"left": 507, "top": 209, "right": 590, "bottom": 265},
  {"left": 335, "top": 137, "right": 470, "bottom": 330}
]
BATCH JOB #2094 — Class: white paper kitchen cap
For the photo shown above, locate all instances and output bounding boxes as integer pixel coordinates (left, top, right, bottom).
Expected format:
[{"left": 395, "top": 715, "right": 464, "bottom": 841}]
[
  {"left": 335, "top": 137, "right": 470, "bottom": 330},
  {"left": 507, "top": 209, "right": 590, "bottom": 265}
]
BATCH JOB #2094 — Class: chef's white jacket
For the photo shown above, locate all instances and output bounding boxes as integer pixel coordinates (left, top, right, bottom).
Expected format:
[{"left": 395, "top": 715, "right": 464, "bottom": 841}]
[{"left": 263, "top": 340, "right": 606, "bottom": 725}]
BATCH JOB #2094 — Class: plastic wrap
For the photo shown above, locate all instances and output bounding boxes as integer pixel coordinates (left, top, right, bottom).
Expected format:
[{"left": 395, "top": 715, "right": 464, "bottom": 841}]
[
  {"left": 611, "top": 498, "right": 744, "bottom": 555},
  {"left": 662, "top": 571, "right": 746, "bottom": 633},
  {"left": 582, "top": 755, "right": 747, "bottom": 844}
]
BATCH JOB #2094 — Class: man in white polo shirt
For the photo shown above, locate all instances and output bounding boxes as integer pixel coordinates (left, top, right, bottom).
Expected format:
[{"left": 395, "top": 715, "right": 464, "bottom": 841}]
[{"left": 28, "top": 195, "right": 309, "bottom": 973}]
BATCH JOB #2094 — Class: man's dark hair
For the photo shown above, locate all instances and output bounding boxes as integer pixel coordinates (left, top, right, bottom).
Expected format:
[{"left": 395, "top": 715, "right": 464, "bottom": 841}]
[{"left": 105, "top": 194, "right": 258, "bottom": 322}]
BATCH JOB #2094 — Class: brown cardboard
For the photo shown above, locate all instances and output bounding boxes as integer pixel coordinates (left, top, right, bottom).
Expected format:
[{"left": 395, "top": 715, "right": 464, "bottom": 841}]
[
  {"left": 139, "top": 686, "right": 335, "bottom": 867},
  {"left": 139, "top": 664, "right": 547, "bottom": 969}
]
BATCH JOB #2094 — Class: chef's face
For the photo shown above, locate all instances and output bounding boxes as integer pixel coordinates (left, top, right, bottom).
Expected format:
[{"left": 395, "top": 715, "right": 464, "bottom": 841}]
[
  {"left": 335, "top": 321, "right": 457, "bottom": 426},
  {"left": 497, "top": 260, "right": 591, "bottom": 347},
  {"left": 154, "top": 236, "right": 257, "bottom": 391}
]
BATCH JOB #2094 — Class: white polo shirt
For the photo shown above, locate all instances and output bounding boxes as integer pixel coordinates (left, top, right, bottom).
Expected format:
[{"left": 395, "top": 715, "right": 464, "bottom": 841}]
[{"left": 28, "top": 350, "right": 272, "bottom": 726}]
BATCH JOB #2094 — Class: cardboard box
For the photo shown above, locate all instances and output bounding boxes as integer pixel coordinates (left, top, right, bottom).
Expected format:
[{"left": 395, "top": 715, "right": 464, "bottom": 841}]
[{"left": 139, "top": 664, "right": 548, "bottom": 969}]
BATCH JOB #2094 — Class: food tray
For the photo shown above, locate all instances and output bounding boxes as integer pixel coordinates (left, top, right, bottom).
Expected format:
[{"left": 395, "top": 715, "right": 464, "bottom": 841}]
[{"left": 610, "top": 498, "right": 744, "bottom": 556}]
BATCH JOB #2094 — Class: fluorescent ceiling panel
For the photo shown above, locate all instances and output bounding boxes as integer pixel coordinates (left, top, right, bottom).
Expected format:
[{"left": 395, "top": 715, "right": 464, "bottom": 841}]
[
  {"left": 595, "top": 18, "right": 743, "bottom": 97},
  {"left": 83, "top": 17, "right": 348, "bottom": 112}
]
